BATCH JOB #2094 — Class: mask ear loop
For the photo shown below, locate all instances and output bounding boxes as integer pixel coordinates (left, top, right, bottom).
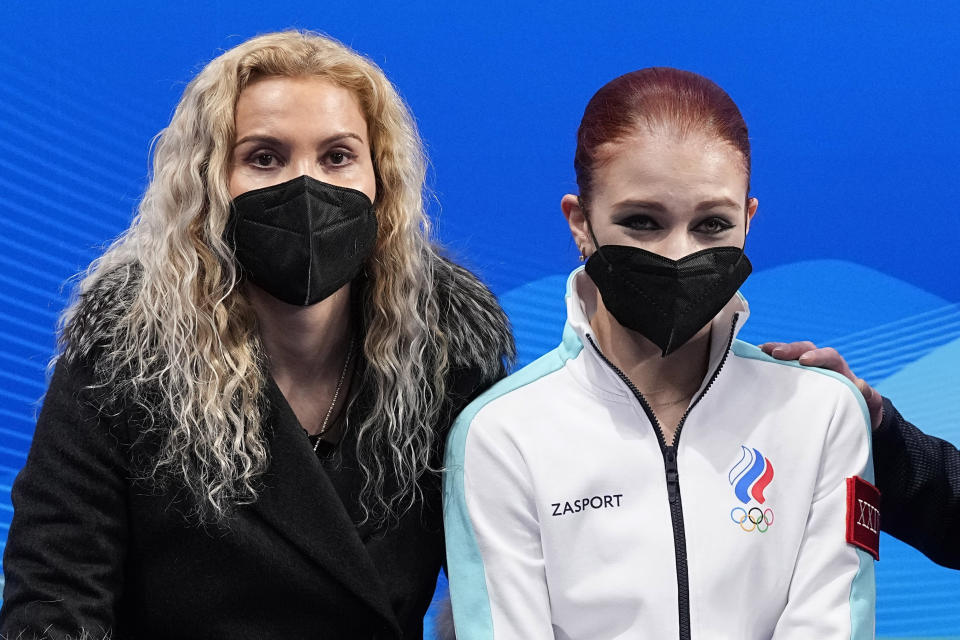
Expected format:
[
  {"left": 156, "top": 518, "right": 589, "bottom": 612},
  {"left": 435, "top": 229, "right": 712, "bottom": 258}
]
[
  {"left": 579, "top": 196, "right": 613, "bottom": 273},
  {"left": 734, "top": 198, "right": 752, "bottom": 267}
]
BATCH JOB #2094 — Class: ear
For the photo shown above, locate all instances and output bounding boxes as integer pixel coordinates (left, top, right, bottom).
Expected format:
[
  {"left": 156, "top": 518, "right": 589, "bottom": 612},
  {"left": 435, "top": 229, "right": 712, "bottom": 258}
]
[
  {"left": 561, "top": 194, "right": 593, "bottom": 258},
  {"left": 745, "top": 197, "right": 759, "bottom": 235}
]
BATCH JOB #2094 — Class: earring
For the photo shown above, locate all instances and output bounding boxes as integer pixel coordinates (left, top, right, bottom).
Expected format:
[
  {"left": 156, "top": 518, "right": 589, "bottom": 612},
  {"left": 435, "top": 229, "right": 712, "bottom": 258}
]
[{"left": 578, "top": 249, "right": 586, "bottom": 262}]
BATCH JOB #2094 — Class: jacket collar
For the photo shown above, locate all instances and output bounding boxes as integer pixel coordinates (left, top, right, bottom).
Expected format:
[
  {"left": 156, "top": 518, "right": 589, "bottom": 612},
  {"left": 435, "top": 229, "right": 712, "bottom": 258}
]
[
  {"left": 562, "top": 266, "right": 750, "bottom": 399},
  {"left": 249, "top": 375, "right": 400, "bottom": 634}
]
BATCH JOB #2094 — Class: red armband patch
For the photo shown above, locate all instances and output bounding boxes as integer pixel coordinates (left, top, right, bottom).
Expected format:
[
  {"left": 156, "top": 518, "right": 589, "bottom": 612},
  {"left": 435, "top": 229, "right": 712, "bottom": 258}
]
[{"left": 846, "top": 476, "right": 881, "bottom": 560}]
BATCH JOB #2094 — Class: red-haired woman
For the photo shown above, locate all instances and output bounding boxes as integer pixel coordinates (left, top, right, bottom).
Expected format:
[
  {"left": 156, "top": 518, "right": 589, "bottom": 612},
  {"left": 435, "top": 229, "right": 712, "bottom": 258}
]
[{"left": 444, "top": 68, "right": 876, "bottom": 639}]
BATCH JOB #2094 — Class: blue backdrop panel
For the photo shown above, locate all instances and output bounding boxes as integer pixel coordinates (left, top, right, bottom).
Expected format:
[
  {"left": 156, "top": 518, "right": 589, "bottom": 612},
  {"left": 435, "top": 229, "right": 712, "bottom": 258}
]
[{"left": 1, "top": 2, "right": 958, "bottom": 637}]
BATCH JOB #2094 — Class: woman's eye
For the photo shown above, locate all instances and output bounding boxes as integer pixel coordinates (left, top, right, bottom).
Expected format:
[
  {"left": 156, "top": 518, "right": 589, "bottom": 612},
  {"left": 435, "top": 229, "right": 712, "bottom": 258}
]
[
  {"left": 696, "top": 217, "right": 735, "bottom": 234},
  {"left": 326, "top": 150, "right": 355, "bottom": 166},
  {"left": 251, "top": 153, "right": 278, "bottom": 168},
  {"left": 619, "top": 215, "right": 660, "bottom": 231}
]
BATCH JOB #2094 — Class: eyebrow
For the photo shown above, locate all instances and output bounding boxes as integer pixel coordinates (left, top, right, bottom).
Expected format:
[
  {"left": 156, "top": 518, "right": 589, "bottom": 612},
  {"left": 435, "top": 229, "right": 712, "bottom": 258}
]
[
  {"left": 611, "top": 199, "right": 668, "bottom": 212},
  {"left": 695, "top": 198, "right": 741, "bottom": 211},
  {"left": 611, "top": 197, "right": 743, "bottom": 213},
  {"left": 232, "top": 132, "right": 366, "bottom": 149}
]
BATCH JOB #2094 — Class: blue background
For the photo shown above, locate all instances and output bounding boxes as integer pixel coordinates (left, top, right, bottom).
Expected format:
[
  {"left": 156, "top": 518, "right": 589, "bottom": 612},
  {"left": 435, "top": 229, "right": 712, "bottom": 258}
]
[{"left": 1, "top": 2, "right": 958, "bottom": 637}]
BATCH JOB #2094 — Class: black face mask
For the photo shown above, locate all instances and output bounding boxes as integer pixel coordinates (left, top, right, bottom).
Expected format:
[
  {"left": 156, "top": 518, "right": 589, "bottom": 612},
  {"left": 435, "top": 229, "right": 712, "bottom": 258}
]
[
  {"left": 227, "top": 175, "right": 378, "bottom": 306},
  {"left": 585, "top": 234, "right": 752, "bottom": 357}
]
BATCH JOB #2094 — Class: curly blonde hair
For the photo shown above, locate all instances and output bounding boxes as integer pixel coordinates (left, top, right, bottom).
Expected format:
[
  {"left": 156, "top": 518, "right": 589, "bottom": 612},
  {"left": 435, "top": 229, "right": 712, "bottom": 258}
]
[{"left": 58, "top": 30, "right": 462, "bottom": 522}]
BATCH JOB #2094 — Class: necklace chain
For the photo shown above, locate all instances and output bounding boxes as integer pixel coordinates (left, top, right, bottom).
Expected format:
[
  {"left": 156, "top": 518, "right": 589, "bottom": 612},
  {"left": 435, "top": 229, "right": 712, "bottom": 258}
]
[{"left": 313, "top": 336, "right": 355, "bottom": 453}]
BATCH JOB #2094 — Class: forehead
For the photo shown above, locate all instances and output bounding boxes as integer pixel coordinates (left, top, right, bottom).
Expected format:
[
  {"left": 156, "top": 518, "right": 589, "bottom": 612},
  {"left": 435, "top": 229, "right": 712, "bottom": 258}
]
[
  {"left": 592, "top": 129, "right": 747, "bottom": 208},
  {"left": 234, "top": 75, "right": 368, "bottom": 138}
]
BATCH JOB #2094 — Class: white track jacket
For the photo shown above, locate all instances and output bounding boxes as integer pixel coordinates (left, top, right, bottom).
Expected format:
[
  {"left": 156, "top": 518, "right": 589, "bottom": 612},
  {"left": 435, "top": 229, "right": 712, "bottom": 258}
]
[{"left": 444, "top": 268, "right": 876, "bottom": 640}]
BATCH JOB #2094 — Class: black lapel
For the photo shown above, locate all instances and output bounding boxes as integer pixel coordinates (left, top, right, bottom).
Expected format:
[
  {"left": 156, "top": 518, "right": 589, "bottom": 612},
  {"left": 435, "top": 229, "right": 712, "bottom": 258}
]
[{"left": 250, "top": 375, "right": 399, "bottom": 634}]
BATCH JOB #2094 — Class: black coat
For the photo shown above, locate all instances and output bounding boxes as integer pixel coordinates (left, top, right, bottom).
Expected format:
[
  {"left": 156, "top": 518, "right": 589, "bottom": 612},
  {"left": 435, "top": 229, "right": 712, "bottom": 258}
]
[
  {"left": 0, "top": 259, "right": 513, "bottom": 639},
  {"left": 875, "top": 397, "right": 960, "bottom": 569},
  {"left": 0, "top": 354, "right": 495, "bottom": 639}
]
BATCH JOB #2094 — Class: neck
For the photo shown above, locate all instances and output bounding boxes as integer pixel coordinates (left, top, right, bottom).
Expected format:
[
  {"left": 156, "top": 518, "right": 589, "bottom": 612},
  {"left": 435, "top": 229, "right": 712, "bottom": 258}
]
[
  {"left": 590, "top": 297, "right": 711, "bottom": 412},
  {"left": 248, "top": 282, "right": 353, "bottom": 388}
]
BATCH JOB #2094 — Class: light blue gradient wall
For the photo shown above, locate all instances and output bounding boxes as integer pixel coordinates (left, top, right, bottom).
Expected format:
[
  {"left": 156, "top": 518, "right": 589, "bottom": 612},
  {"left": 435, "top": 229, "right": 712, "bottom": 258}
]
[{"left": 1, "top": 2, "right": 958, "bottom": 637}]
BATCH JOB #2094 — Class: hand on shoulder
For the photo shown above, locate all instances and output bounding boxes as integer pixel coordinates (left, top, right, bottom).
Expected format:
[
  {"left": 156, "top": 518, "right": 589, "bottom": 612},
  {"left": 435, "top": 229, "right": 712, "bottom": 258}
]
[{"left": 760, "top": 341, "right": 883, "bottom": 429}]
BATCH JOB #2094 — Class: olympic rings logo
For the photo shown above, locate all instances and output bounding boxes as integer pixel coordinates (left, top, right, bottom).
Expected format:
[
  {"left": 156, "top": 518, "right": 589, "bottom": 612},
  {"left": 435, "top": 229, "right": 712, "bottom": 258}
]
[{"left": 730, "top": 506, "right": 775, "bottom": 533}]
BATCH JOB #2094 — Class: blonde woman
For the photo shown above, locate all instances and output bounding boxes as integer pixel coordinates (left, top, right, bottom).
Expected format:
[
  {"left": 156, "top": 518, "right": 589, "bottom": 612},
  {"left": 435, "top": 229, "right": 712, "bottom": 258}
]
[{"left": 0, "top": 31, "right": 512, "bottom": 638}]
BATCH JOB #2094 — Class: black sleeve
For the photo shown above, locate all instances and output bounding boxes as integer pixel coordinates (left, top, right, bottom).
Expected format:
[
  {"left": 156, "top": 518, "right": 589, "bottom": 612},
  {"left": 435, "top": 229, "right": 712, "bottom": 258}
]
[
  {"left": 873, "top": 396, "right": 960, "bottom": 569},
  {"left": 0, "top": 358, "right": 129, "bottom": 638}
]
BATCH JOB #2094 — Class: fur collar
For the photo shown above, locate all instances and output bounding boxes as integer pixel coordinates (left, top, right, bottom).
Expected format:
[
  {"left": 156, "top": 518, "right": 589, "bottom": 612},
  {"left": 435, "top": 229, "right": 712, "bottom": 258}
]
[
  {"left": 433, "top": 255, "right": 515, "bottom": 378},
  {"left": 61, "top": 254, "right": 514, "bottom": 379}
]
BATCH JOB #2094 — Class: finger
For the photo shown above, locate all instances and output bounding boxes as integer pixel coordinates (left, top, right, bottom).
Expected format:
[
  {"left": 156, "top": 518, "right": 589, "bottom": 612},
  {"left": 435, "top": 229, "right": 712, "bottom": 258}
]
[
  {"left": 855, "top": 377, "right": 881, "bottom": 410},
  {"left": 767, "top": 341, "right": 818, "bottom": 361},
  {"left": 855, "top": 378, "right": 884, "bottom": 430},
  {"left": 797, "top": 347, "right": 855, "bottom": 378},
  {"left": 873, "top": 403, "right": 884, "bottom": 431},
  {"left": 759, "top": 342, "right": 783, "bottom": 355}
]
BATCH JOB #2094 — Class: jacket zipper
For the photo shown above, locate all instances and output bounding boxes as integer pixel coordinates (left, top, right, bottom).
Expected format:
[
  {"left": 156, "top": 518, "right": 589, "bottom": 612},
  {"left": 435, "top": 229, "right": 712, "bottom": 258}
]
[{"left": 586, "top": 313, "right": 739, "bottom": 640}]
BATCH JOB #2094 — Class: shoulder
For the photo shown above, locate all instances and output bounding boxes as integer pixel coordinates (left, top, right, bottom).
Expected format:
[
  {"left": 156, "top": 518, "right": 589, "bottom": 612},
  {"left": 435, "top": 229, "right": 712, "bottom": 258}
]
[
  {"left": 445, "top": 345, "right": 570, "bottom": 467},
  {"left": 44, "top": 352, "right": 102, "bottom": 418},
  {"left": 30, "top": 345, "right": 135, "bottom": 471},
  {"left": 53, "top": 262, "right": 153, "bottom": 438},
  {"left": 732, "top": 340, "right": 871, "bottom": 419},
  {"left": 730, "top": 340, "right": 873, "bottom": 463}
]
